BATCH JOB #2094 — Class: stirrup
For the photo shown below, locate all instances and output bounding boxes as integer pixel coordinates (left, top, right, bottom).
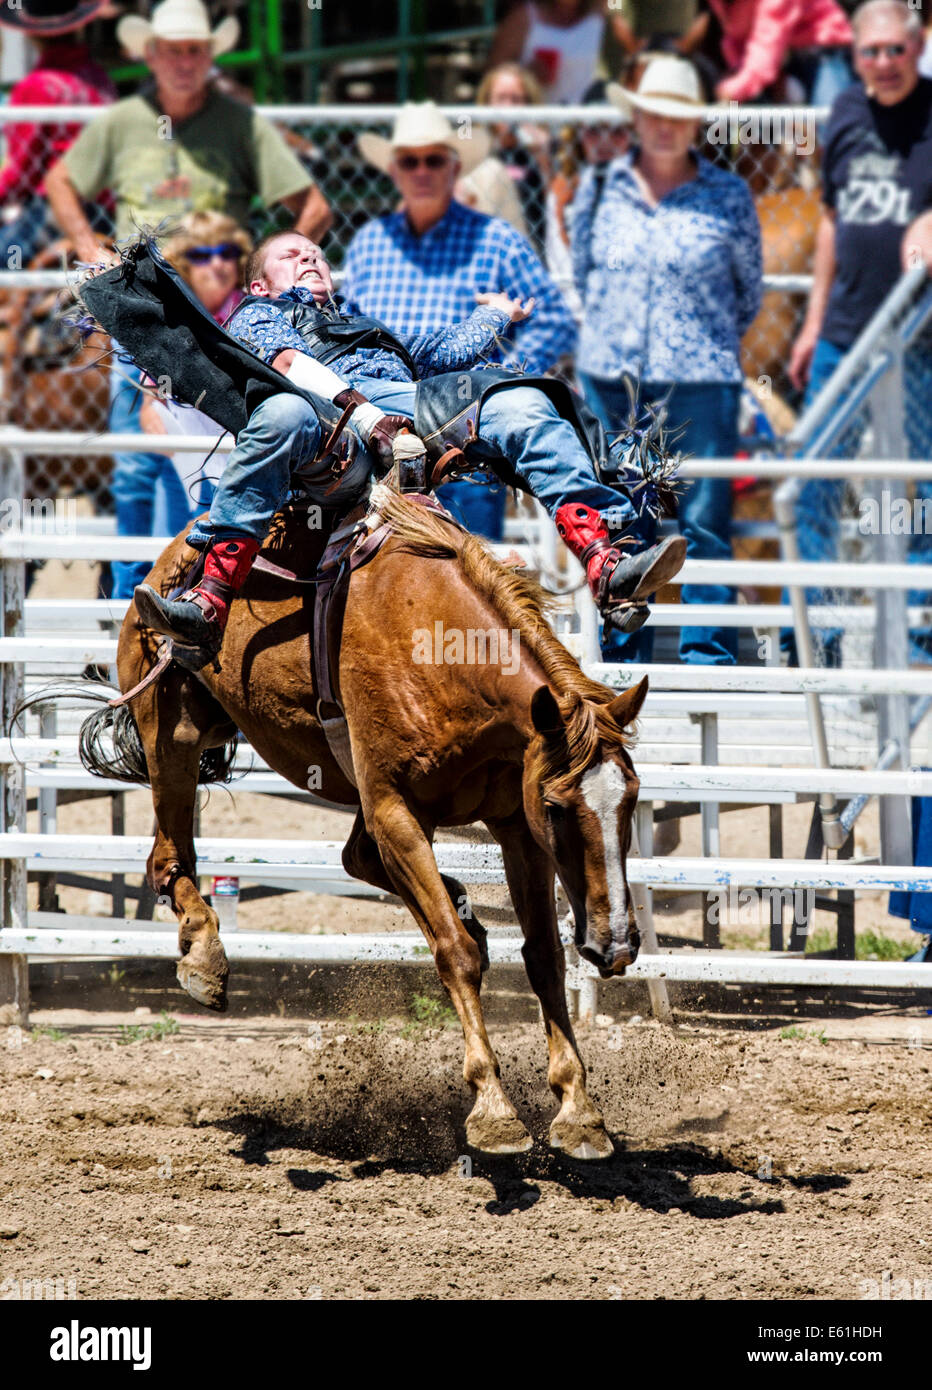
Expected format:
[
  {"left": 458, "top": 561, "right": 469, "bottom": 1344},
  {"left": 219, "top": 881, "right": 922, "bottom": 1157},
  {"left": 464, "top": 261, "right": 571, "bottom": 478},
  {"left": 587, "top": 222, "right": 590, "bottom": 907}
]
[
  {"left": 170, "top": 637, "right": 223, "bottom": 674},
  {"left": 602, "top": 601, "right": 650, "bottom": 636}
]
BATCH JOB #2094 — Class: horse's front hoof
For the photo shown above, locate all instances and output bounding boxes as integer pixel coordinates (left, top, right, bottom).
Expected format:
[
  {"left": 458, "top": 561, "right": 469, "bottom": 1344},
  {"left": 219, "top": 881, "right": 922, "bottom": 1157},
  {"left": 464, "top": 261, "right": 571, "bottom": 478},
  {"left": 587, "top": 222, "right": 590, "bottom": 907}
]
[
  {"left": 176, "top": 935, "right": 229, "bottom": 1011},
  {"left": 466, "top": 1110, "right": 533, "bottom": 1155},
  {"left": 550, "top": 1118, "right": 614, "bottom": 1161}
]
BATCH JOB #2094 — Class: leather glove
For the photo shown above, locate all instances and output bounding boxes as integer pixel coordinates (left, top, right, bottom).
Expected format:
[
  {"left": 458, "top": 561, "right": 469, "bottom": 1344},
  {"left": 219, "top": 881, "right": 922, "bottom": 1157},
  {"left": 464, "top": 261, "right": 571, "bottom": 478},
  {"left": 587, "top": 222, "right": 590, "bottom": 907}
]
[
  {"left": 366, "top": 414, "right": 419, "bottom": 472},
  {"left": 333, "top": 389, "right": 424, "bottom": 473}
]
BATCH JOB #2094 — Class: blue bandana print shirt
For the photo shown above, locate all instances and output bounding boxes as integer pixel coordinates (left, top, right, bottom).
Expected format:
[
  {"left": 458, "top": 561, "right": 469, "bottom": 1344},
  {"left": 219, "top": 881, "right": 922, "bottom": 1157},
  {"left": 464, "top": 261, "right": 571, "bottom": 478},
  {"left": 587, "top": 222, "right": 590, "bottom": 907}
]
[
  {"left": 570, "top": 151, "right": 763, "bottom": 383},
  {"left": 227, "top": 285, "right": 512, "bottom": 388}
]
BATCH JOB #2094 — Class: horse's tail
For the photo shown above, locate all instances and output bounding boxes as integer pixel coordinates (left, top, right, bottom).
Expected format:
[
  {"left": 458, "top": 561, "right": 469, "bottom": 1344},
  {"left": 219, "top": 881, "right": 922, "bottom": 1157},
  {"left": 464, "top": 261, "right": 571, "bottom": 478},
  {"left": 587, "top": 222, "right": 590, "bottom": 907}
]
[{"left": 11, "top": 681, "right": 237, "bottom": 788}]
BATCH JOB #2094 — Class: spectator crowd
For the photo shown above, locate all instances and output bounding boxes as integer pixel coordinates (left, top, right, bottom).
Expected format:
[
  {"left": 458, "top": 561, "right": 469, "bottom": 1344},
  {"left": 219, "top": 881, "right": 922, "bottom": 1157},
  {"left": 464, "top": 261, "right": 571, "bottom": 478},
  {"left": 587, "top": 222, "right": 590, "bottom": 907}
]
[{"left": 0, "top": 0, "right": 931, "bottom": 666}]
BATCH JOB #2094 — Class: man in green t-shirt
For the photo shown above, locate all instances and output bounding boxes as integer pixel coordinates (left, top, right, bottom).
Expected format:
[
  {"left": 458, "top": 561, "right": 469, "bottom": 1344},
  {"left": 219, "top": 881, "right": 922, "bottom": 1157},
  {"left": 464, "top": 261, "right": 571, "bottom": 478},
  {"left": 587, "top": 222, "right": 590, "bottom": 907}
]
[
  {"left": 46, "top": 2, "right": 330, "bottom": 257},
  {"left": 44, "top": 0, "right": 332, "bottom": 603}
]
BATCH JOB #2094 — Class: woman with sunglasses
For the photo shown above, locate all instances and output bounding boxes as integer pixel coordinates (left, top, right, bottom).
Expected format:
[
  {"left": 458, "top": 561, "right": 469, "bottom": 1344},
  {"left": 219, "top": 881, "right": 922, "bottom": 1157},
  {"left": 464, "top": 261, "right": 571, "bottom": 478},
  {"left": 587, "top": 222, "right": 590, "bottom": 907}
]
[
  {"left": 709, "top": 0, "right": 853, "bottom": 106},
  {"left": 140, "top": 212, "right": 253, "bottom": 518}
]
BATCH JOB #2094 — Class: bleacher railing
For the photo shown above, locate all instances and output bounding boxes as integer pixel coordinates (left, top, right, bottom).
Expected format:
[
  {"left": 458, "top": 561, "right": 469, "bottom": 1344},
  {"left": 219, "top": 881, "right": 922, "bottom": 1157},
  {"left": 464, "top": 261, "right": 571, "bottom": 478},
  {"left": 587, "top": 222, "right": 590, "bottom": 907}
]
[{"left": 778, "top": 262, "right": 932, "bottom": 864}]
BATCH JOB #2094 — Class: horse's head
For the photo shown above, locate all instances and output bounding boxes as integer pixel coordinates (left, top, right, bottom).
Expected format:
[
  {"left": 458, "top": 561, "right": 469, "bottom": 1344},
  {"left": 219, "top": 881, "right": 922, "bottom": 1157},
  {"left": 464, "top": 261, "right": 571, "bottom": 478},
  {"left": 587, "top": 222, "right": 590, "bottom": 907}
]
[{"left": 523, "top": 677, "right": 648, "bottom": 978}]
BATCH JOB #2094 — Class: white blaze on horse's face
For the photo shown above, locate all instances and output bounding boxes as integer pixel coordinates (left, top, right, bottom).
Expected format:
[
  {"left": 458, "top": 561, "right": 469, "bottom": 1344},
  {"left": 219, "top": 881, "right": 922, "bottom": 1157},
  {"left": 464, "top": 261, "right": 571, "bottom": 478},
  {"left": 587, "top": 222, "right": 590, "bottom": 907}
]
[
  {"left": 581, "top": 760, "right": 629, "bottom": 937},
  {"left": 573, "top": 754, "right": 640, "bottom": 975}
]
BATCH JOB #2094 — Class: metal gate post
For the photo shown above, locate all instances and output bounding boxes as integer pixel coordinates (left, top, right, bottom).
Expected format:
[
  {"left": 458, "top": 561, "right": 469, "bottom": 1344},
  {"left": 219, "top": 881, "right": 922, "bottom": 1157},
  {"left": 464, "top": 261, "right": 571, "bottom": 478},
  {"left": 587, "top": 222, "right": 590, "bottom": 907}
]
[
  {"left": 633, "top": 802, "right": 673, "bottom": 1023},
  {"left": 0, "top": 445, "right": 29, "bottom": 1024},
  {"left": 870, "top": 350, "right": 913, "bottom": 867}
]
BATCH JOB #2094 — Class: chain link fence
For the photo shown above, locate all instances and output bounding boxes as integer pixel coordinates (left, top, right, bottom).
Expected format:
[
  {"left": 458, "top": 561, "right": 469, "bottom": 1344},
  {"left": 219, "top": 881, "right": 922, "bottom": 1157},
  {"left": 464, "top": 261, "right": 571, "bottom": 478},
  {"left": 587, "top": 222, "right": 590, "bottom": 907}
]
[{"left": 2, "top": 102, "right": 821, "bottom": 518}]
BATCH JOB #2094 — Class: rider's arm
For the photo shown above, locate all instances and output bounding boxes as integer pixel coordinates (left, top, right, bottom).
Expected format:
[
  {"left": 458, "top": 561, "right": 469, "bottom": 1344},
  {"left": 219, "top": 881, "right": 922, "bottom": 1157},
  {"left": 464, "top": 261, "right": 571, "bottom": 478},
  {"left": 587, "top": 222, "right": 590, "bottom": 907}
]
[
  {"left": 271, "top": 348, "right": 388, "bottom": 440},
  {"left": 400, "top": 305, "right": 512, "bottom": 376}
]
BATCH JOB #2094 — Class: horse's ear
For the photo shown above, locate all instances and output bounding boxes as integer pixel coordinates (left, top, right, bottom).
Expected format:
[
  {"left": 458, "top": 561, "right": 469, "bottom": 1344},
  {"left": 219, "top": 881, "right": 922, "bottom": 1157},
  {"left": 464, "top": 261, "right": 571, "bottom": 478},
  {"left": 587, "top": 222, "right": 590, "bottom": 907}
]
[
  {"left": 607, "top": 675, "right": 649, "bottom": 729},
  {"left": 530, "top": 685, "right": 564, "bottom": 738}
]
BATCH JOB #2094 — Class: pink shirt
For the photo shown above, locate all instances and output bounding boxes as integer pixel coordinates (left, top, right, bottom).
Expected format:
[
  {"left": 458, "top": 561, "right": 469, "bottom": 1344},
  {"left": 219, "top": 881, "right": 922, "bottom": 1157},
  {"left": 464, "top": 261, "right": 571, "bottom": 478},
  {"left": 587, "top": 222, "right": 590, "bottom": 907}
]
[
  {"left": 0, "top": 43, "right": 115, "bottom": 202},
  {"left": 710, "top": 0, "right": 852, "bottom": 101}
]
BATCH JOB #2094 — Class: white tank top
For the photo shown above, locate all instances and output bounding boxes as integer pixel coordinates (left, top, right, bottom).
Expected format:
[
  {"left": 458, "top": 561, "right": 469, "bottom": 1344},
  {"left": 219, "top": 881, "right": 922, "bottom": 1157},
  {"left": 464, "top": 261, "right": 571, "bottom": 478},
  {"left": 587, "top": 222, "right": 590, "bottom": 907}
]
[{"left": 520, "top": 4, "right": 605, "bottom": 104}]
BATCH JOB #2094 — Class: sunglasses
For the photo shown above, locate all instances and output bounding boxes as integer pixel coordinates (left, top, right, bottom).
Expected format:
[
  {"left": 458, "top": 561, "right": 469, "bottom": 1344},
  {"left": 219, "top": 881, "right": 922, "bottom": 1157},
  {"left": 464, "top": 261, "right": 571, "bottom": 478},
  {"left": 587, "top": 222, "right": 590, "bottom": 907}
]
[
  {"left": 185, "top": 242, "right": 242, "bottom": 264},
  {"left": 396, "top": 153, "right": 451, "bottom": 171},
  {"left": 858, "top": 43, "right": 908, "bottom": 59}
]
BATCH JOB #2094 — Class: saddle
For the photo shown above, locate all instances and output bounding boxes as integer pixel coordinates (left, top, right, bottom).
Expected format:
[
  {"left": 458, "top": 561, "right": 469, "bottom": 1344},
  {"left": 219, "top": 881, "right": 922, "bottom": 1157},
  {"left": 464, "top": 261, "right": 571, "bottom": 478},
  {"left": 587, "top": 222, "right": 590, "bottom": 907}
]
[{"left": 114, "top": 492, "right": 464, "bottom": 790}]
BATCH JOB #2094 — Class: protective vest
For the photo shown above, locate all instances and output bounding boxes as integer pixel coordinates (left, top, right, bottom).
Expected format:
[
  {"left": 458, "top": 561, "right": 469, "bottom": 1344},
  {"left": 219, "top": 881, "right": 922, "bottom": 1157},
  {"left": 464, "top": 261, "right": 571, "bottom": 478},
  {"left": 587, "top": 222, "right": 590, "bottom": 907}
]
[{"left": 235, "top": 294, "right": 419, "bottom": 379}]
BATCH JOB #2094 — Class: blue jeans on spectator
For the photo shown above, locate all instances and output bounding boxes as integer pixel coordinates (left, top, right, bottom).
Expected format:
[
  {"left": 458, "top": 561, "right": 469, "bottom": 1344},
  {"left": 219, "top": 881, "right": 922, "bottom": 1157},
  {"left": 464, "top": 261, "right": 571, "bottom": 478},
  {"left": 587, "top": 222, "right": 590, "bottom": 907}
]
[
  {"left": 787, "top": 336, "right": 932, "bottom": 666},
  {"left": 787, "top": 49, "right": 853, "bottom": 108},
  {"left": 435, "top": 475, "right": 507, "bottom": 540},
  {"left": 192, "top": 379, "right": 637, "bottom": 549},
  {"left": 109, "top": 352, "right": 193, "bottom": 598},
  {"left": 579, "top": 374, "right": 741, "bottom": 664},
  {"left": 0, "top": 199, "right": 56, "bottom": 268},
  {"left": 0, "top": 196, "right": 112, "bottom": 268}
]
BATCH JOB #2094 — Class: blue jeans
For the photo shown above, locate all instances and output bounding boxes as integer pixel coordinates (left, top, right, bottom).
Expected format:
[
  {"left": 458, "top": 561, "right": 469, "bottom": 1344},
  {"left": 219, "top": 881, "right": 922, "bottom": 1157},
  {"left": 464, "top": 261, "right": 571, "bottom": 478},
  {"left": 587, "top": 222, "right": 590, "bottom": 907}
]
[
  {"left": 360, "top": 377, "right": 633, "bottom": 521},
  {"left": 0, "top": 199, "right": 55, "bottom": 268},
  {"left": 789, "top": 336, "right": 932, "bottom": 665},
  {"left": 109, "top": 354, "right": 195, "bottom": 598},
  {"left": 787, "top": 49, "right": 853, "bottom": 108},
  {"left": 434, "top": 475, "right": 507, "bottom": 540},
  {"left": 193, "top": 377, "right": 637, "bottom": 550},
  {"left": 580, "top": 374, "right": 740, "bottom": 664},
  {"left": 0, "top": 196, "right": 111, "bottom": 268}
]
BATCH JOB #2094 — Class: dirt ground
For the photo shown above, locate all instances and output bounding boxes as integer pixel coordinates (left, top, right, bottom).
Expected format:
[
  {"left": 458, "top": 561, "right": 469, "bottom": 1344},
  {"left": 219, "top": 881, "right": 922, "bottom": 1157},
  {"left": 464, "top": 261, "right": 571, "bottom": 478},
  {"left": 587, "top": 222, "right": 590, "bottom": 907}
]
[
  {"left": 5, "top": 558, "right": 928, "bottom": 1301},
  {"left": 1, "top": 1001, "right": 931, "bottom": 1301}
]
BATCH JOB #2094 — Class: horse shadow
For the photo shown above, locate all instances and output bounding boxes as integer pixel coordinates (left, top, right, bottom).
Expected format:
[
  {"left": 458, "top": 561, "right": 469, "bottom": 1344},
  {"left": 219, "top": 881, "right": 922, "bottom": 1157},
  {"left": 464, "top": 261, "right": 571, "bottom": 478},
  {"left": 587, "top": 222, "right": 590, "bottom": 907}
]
[{"left": 208, "top": 1108, "right": 847, "bottom": 1219}]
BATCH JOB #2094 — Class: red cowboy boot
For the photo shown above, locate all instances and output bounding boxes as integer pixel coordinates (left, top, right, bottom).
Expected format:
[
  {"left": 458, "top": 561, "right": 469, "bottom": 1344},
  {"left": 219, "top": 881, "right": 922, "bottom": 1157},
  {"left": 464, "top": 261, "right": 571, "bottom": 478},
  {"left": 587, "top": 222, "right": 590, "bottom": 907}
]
[
  {"left": 133, "top": 536, "right": 260, "bottom": 658},
  {"left": 555, "top": 502, "right": 686, "bottom": 634}
]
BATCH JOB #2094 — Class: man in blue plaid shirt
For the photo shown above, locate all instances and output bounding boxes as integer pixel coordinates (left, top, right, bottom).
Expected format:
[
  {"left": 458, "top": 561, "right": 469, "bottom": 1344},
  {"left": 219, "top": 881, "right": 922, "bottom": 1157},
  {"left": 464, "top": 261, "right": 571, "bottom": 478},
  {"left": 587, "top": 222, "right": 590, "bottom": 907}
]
[{"left": 343, "top": 102, "right": 577, "bottom": 539}]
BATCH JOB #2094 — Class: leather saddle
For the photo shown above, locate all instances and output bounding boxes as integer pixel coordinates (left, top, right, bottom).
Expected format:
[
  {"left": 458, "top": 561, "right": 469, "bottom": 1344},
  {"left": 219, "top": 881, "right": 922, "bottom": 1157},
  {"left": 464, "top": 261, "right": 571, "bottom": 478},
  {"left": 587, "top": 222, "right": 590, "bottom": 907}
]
[{"left": 138, "top": 492, "right": 463, "bottom": 790}]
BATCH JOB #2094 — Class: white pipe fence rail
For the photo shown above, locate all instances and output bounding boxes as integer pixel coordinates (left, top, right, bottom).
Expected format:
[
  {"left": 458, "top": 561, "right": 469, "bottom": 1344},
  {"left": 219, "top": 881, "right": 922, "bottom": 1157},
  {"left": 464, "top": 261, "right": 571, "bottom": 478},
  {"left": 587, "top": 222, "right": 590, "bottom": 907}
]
[
  {"left": 7, "top": 430, "right": 932, "bottom": 479},
  {"left": 1, "top": 493, "right": 931, "bottom": 1014}
]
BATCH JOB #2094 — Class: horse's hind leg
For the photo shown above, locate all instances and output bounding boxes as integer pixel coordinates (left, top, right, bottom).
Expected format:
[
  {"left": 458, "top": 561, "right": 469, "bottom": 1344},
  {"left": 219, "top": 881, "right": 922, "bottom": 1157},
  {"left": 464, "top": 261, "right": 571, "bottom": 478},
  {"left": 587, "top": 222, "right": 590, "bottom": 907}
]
[
  {"left": 343, "top": 811, "right": 489, "bottom": 973},
  {"left": 355, "top": 795, "right": 531, "bottom": 1154},
  {"left": 487, "top": 810, "right": 613, "bottom": 1160},
  {"left": 125, "top": 660, "right": 234, "bottom": 1011}
]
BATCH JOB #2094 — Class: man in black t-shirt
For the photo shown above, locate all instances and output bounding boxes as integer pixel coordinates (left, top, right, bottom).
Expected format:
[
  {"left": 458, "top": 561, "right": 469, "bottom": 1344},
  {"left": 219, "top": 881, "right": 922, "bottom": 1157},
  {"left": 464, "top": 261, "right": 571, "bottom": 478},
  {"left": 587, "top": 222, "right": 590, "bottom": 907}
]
[
  {"left": 786, "top": 0, "right": 932, "bottom": 666},
  {"left": 790, "top": 0, "right": 932, "bottom": 390}
]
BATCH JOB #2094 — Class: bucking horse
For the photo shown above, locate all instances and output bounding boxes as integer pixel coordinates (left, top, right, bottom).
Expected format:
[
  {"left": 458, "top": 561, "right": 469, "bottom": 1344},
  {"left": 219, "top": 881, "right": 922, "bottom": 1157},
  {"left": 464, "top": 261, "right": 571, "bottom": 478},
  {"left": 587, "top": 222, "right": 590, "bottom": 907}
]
[{"left": 30, "top": 246, "right": 659, "bottom": 1160}]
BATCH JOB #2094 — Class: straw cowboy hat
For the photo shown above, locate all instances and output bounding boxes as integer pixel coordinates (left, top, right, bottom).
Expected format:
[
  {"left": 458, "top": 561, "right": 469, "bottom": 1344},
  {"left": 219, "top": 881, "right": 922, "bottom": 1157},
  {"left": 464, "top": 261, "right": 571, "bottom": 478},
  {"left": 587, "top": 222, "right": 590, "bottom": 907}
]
[
  {"left": 607, "top": 55, "right": 706, "bottom": 122},
  {"left": 117, "top": 0, "right": 239, "bottom": 58},
  {"left": 0, "top": 0, "right": 119, "bottom": 35},
  {"left": 358, "top": 102, "right": 491, "bottom": 177}
]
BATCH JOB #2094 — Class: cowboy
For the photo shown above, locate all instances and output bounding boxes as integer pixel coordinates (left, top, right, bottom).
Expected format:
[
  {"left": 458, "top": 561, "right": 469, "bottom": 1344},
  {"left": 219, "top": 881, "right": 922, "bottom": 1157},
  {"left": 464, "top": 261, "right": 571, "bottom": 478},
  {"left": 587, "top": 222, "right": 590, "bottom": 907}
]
[
  {"left": 343, "top": 101, "right": 578, "bottom": 542},
  {"left": 46, "top": 0, "right": 331, "bottom": 258},
  {"left": 124, "top": 231, "right": 685, "bottom": 665}
]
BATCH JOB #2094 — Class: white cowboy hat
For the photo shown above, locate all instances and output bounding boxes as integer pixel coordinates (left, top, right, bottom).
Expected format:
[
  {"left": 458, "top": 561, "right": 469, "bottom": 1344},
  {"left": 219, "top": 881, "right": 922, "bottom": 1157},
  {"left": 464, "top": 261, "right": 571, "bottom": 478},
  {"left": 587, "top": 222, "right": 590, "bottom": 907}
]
[
  {"left": 358, "top": 102, "right": 491, "bottom": 177},
  {"left": 117, "top": 0, "right": 239, "bottom": 58},
  {"left": 0, "top": 0, "right": 119, "bottom": 36},
  {"left": 607, "top": 55, "right": 706, "bottom": 122}
]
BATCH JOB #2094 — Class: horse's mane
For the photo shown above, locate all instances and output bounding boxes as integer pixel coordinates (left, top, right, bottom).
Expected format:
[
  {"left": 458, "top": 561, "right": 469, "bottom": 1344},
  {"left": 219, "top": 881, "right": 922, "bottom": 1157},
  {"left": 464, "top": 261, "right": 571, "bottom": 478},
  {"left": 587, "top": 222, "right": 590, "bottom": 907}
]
[{"left": 370, "top": 486, "right": 634, "bottom": 798}]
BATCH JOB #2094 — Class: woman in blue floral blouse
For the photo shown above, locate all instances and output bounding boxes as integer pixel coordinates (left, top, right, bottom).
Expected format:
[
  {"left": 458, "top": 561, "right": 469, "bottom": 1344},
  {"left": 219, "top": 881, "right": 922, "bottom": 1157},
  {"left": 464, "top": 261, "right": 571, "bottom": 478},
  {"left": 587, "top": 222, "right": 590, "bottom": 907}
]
[{"left": 571, "top": 55, "right": 763, "bottom": 664}]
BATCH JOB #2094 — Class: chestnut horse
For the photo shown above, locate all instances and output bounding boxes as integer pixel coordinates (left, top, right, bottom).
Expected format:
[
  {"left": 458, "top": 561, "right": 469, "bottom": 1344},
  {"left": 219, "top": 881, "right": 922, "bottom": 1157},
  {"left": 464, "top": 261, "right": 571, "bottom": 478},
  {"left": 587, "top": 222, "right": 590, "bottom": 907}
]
[{"left": 94, "top": 486, "right": 648, "bottom": 1159}]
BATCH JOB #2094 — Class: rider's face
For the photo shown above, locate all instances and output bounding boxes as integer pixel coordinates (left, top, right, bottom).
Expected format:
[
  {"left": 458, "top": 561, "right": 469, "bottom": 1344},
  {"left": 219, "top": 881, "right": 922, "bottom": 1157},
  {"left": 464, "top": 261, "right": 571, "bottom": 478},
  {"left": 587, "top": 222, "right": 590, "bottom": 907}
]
[{"left": 251, "top": 234, "right": 334, "bottom": 302}]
